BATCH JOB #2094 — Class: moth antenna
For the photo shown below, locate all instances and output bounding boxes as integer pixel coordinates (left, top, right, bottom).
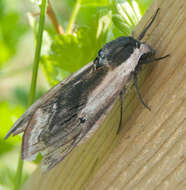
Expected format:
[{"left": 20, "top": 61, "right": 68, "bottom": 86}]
[
  {"left": 117, "top": 88, "right": 126, "bottom": 134},
  {"left": 138, "top": 8, "right": 160, "bottom": 41},
  {"left": 149, "top": 55, "right": 170, "bottom": 63},
  {"left": 133, "top": 73, "right": 151, "bottom": 111},
  {"left": 139, "top": 54, "right": 170, "bottom": 65}
]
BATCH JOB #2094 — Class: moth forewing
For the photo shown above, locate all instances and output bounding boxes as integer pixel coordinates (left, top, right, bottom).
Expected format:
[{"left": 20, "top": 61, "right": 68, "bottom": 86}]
[
  {"left": 4, "top": 62, "right": 94, "bottom": 139},
  {"left": 22, "top": 108, "right": 51, "bottom": 160}
]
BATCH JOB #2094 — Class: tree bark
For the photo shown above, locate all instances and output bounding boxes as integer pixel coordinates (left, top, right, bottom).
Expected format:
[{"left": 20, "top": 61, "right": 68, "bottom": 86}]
[{"left": 23, "top": 0, "right": 186, "bottom": 189}]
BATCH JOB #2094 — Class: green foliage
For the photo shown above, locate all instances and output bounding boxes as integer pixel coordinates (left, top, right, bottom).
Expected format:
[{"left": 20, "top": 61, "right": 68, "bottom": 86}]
[
  {"left": 0, "top": 0, "right": 28, "bottom": 68},
  {"left": 41, "top": 0, "right": 152, "bottom": 85},
  {"left": 111, "top": 0, "right": 141, "bottom": 37},
  {"left": 136, "top": 0, "right": 153, "bottom": 13},
  {"left": 0, "top": 166, "right": 29, "bottom": 190},
  {"left": 12, "top": 86, "right": 45, "bottom": 107},
  {"left": 41, "top": 3, "right": 112, "bottom": 85},
  {"left": 0, "top": 101, "right": 24, "bottom": 153},
  {"left": 41, "top": 12, "right": 111, "bottom": 85},
  {"left": 81, "top": 0, "right": 109, "bottom": 7}
]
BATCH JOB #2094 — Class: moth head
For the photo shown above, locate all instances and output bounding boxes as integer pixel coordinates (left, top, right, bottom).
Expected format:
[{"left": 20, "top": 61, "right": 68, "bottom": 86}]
[
  {"left": 94, "top": 36, "right": 143, "bottom": 70},
  {"left": 138, "top": 42, "right": 155, "bottom": 65},
  {"left": 93, "top": 49, "right": 107, "bottom": 70}
]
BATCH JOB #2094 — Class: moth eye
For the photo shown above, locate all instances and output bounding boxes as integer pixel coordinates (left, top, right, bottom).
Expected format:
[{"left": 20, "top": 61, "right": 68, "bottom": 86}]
[
  {"left": 98, "top": 50, "right": 105, "bottom": 59},
  {"left": 93, "top": 49, "right": 106, "bottom": 70},
  {"left": 93, "top": 57, "right": 103, "bottom": 70}
]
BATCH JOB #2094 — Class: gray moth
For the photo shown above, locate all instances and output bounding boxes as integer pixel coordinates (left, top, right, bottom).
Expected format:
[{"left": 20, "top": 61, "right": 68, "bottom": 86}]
[{"left": 5, "top": 9, "right": 168, "bottom": 170}]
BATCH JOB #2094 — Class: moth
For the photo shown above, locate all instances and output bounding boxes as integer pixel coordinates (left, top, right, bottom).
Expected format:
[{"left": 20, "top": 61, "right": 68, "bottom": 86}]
[{"left": 5, "top": 9, "right": 168, "bottom": 170}]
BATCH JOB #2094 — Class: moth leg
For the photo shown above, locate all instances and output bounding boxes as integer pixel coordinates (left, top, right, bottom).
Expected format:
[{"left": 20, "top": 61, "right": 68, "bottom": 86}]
[
  {"left": 138, "top": 8, "right": 160, "bottom": 41},
  {"left": 134, "top": 54, "right": 169, "bottom": 111},
  {"left": 133, "top": 72, "right": 151, "bottom": 111},
  {"left": 117, "top": 88, "right": 126, "bottom": 134}
]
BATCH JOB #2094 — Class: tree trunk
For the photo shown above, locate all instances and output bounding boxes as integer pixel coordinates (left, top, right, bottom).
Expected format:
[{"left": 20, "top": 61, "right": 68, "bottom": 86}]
[{"left": 23, "top": 0, "right": 186, "bottom": 189}]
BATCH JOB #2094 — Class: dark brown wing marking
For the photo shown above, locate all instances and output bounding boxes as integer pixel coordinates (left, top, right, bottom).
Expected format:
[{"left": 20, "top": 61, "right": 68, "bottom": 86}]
[{"left": 21, "top": 66, "right": 108, "bottom": 163}]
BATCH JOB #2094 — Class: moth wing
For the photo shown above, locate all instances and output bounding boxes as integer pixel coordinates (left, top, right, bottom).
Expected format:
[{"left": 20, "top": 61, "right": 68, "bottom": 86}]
[
  {"left": 41, "top": 135, "right": 81, "bottom": 170},
  {"left": 41, "top": 84, "right": 122, "bottom": 170},
  {"left": 21, "top": 82, "right": 89, "bottom": 161},
  {"left": 22, "top": 90, "right": 119, "bottom": 170},
  {"left": 4, "top": 84, "right": 66, "bottom": 139},
  {"left": 21, "top": 65, "right": 98, "bottom": 163},
  {"left": 5, "top": 62, "right": 93, "bottom": 139},
  {"left": 21, "top": 105, "right": 83, "bottom": 161},
  {"left": 21, "top": 107, "right": 83, "bottom": 171},
  {"left": 21, "top": 107, "right": 83, "bottom": 170}
]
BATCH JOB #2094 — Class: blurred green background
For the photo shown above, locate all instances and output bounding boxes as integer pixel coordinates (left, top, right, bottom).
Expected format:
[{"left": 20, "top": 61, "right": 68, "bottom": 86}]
[{"left": 0, "top": 0, "right": 152, "bottom": 189}]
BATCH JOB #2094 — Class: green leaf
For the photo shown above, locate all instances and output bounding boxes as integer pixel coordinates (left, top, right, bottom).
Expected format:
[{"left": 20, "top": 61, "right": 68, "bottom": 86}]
[
  {"left": 0, "top": 11, "right": 28, "bottom": 67},
  {"left": 0, "top": 42, "right": 11, "bottom": 65},
  {"left": 135, "top": 0, "right": 153, "bottom": 14},
  {"left": 12, "top": 86, "right": 45, "bottom": 107},
  {"left": 0, "top": 101, "right": 24, "bottom": 155},
  {"left": 81, "top": 0, "right": 109, "bottom": 7},
  {"left": 41, "top": 11, "right": 111, "bottom": 85},
  {"left": 41, "top": 56, "right": 70, "bottom": 86},
  {"left": 0, "top": 166, "right": 29, "bottom": 190},
  {"left": 40, "top": 0, "right": 153, "bottom": 85},
  {"left": 111, "top": 0, "right": 141, "bottom": 36}
]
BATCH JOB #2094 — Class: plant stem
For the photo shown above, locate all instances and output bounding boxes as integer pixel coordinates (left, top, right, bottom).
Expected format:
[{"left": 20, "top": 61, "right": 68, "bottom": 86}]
[
  {"left": 14, "top": 0, "right": 47, "bottom": 190},
  {"left": 28, "top": 0, "right": 47, "bottom": 105},
  {"left": 47, "top": 0, "right": 64, "bottom": 34},
  {"left": 66, "top": 0, "right": 81, "bottom": 34},
  {"left": 14, "top": 154, "right": 24, "bottom": 190}
]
